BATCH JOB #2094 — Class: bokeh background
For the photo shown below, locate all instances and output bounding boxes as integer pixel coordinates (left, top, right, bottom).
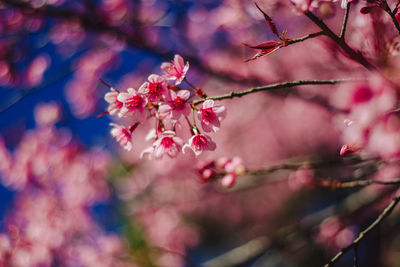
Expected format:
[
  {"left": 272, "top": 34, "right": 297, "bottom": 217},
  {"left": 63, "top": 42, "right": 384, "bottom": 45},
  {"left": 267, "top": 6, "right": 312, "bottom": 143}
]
[{"left": 1, "top": 0, "right": 400, "bottom": 266}]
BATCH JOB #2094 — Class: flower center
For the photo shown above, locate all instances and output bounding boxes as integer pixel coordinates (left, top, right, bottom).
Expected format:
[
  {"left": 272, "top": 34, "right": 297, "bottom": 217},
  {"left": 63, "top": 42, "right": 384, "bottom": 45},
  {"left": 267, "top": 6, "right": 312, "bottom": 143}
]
[
  {"left": 116, "top": 99, "right": 123, "bottom": 109},
  {"left": 149, "top": 83, "right": 162, "bottom": 95},
  {"left": 353, "top": 86, "right": 373, "bottom": 104},
  {"left": 161, "top": 137, "right": 174, "bottom": 148},
  {"left": 173, "top": 97, "right": 185, "bottom": 110},
  {"left": 193, "top": 135, "right": 207, "bottom": 150},
  {"left": 201, "top": 108, "right": 215, "bottom": 122},
  {"left": 127, "top": 95, "right": 143, "bottom": 108}
]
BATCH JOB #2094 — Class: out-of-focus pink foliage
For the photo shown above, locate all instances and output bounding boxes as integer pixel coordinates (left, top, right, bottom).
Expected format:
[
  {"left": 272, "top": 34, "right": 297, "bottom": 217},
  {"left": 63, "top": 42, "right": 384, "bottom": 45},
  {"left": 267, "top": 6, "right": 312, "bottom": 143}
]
[
  {"left": 3, "top": 0, "right": 400, "bottom": 265},
  {"left": 0, "top": 103, "right": 130, "bottom": 266}
]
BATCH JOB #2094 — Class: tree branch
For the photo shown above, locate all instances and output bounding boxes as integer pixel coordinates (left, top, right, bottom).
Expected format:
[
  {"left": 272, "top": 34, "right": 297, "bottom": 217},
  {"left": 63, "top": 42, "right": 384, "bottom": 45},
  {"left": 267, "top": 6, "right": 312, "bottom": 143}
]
[
  {"left": 340, "top": 2, "right": 351, "bottom": 40},
  {"left": 193, "top": 79, "right": 349, "bottom": 105},
  {"left": 304, "top": 11, "right": 375, "bottom": 70},
  {"left": 332, "top": 178, "right": 400, "bottom": 188},
  {"left": 287, "top": 31, "right": 325, "bottom": 45},
  {"left": 381, "top": 0, "right": 400, "bottom": 36},
  {"left": 0, "top": 0, "right": 263, "bottom": 86},
  {"left": 324, "top": 190, "right": 400, "bottom": 267}
]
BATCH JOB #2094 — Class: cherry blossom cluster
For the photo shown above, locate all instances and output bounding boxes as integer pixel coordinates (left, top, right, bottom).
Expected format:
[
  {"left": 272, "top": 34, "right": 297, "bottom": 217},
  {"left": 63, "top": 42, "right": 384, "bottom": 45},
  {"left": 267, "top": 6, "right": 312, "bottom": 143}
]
[
  {"left": 0, "top": 103, "right": 129, "bottom": 266},
  {"left": 104, "top": 55, "right": 226, "bottom": 159},
  {"left": 291, "top": 0, "right": 354, "bottom": 12},
  {"left": 336, "top": 76, "right": 399, "bottom": 159},
  {"left": 197, "top": 157, "right": 245, "bottom": 188}
]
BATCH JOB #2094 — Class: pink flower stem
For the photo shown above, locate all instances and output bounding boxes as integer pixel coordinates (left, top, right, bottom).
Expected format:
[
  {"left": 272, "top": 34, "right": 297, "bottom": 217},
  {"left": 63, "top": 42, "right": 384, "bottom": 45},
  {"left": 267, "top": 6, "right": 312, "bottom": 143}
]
[
  {"left": 99, "top": 78, "right": 114, "bottom": 90},
  {"left": 184, "top": 116, "right": 196, "bottom": 135},
  {"left": 191, "top": 108, "right": 199, "bottom": 131},
  {"left": 183, "top": 77, "right": 197, "bottom": 90},
  {"left": 184, "top": 78, "right": 208, "bottom": 99}
]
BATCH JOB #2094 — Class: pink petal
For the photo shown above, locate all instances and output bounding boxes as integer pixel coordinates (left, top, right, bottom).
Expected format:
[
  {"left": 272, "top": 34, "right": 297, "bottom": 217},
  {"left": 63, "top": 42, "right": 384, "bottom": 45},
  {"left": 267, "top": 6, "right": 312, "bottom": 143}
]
[
  {"left": 203, "top": 100, "right": 214, "bottom": 109},
  {"left": 178, "top": 90, "right": 190, "bottom": 100}
]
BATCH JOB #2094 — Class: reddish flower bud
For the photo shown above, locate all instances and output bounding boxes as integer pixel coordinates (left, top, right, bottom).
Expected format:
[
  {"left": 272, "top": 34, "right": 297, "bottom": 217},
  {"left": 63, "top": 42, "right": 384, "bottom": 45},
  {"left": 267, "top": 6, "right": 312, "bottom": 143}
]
[{"left": 339, "top": 144, "right": 360, "bottom": 156}]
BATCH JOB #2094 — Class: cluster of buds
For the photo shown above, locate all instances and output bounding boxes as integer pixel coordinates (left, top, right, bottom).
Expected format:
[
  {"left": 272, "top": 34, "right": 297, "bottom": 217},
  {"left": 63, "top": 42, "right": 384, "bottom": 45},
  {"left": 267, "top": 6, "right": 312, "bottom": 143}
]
[
  {"left": 103, "top": 55, "right": 226, "bottom": 159},
  {"left": 198, "top": 157, "right": 245, "bottom": 188},
  {"left": 337, "top": 77, "right": 398, "bottom": 159}
]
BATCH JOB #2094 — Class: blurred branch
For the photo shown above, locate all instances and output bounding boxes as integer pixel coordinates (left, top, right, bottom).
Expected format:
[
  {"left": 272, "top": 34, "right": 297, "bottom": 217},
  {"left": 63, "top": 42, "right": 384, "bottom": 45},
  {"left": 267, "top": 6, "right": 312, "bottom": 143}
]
[
  {"left": 0, "top": 66, "right": 73, "bottom": 114},
  {"left": 353, "top": 245, "right": 358, "bottom": 267},
  {"left": 0, "top": 45, "right": 93, "bottom": 114},
  {"left": 323, "top": 178, "right": 400, "bottom": 188},
  {"left": 380, "top": 0, "right": 400, "bottom": 36},
  {"left": 340, "top": 2, "right": 351, "bottom": 40},
  {"left": 0, "top": 0, "right": 262, "bottom": 86},
  {"left": 202, "top": 236, "right": 269, "bottom": 267},
  {"left": 1, "top": 0, "right": 349, "bottom": 113},
  {"left": 324, "top": 189, "right": 400, "bottom": 267},
  {"left": 224, "top": 156, "right": 377, "bottom": 193},
  {"left": 304, "top": 11, "right": 376, "bottom": 70},
  {"left": 193, "top": 79, "right": 349, "bottom": 105},
  {"left": 208, "top": 185, "right": 393, "bottom": 266}
]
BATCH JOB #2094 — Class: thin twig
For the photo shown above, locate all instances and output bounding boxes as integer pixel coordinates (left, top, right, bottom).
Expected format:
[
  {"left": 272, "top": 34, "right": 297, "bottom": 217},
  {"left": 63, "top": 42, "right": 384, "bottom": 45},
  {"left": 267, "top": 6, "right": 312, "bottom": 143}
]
[
  {"left": 340, "top": 2, "right": 351, "bottom": 40},
  {"left": 287, "top": 31, "right": 325, "bottom": 45},
  {"left": 324, "top": 190, "right": 400, "bottom": 267},
  {"left": 335, "top": 178, "right": 400, "bottom": 188},
  {"left": 193, "top": 79, "right": 349, "bottom": 105},
  {"left": 99, "top": 78, "right": 113, "bottom": 89},
  {"left": 183, "top": 77, "right": 197, "bottom": 90}
]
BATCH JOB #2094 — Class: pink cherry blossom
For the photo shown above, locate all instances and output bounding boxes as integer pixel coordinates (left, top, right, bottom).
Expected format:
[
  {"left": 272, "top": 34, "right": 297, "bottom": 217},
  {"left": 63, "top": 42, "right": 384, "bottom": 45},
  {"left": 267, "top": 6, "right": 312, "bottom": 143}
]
[
  {"left": 153, "top": 131, "right": 183, "bottom": 158},
  {"left": 183, "top": 133, "right": 216, "bottom": 156},
  {"left": 34, "top": 102, "right": 61, "bottom": 126},
  {"left": 333, "top": 0, "right": 352, "bottom": 9},
  {"left": 104, "top": 87, "right": 123, "bottom": 116},
  {"left": 197, "top": 100, "right": 226, "bottom": 132},
  {"left": 158, "top": 90, "right": 191, "bottom": 121},
  {"left": 291, "top": 0, "right": 313, "bottom": 12},
  {"left": 117, "top": 88, "right": 146, "bottom": 120},
  {"left": 224, "top": 157, "right": 245, "bottom": 176},
  {"left": 221, "top": 174, "right": 236, "bottom": 188},
  {"left": 339, "top": 144, "right": 359, "bottom": 156},
  {"left": 139, "top": 74, "right": 168, "bottom": 103},
  {"left": 140, "top": 146, "right": 155, "bottom": 159},
  {"left": 110, "top": 123, "right": 133, "bottom": 151},
  {"left": 161, "top": 54, "right": 189, "bottom": 85},
  {"left": 220, "top": 157, "right": 245, "bottom": 188}
]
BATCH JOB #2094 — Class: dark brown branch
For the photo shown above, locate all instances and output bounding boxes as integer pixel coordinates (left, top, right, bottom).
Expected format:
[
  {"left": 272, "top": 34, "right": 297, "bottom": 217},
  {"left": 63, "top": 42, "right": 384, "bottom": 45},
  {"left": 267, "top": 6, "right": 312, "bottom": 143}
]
[
  {"left": 193, "top": 79, "right": 350, "bottom": 105},
  {"left": 380, "top": 0, "right": 400, "bottom": 36},
  {"left": 304, "top": 11, "right": 376, "bottom": 70},
  {"left": 334, "top": 178, "right": 400, "bottom": 188},
  {"left": 324, "top": 190, "right": 400, "bottom": 267}
]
